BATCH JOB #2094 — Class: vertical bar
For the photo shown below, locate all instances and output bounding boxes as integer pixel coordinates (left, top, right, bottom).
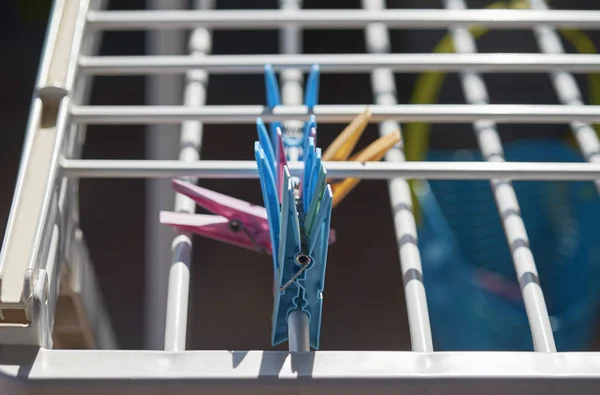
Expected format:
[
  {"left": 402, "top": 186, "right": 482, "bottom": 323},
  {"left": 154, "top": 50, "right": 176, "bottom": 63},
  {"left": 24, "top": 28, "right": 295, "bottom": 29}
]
[
  {"left": 528, "top": 0, "right": 600, "bottom": 194},
  {"left": 361, "top": 0, "right": 434, "bottom": 352},
  {"left": 279, "top": 0, "right": 310, "bottom": 352},
  {"left": 164, "top": 0, "right": 214, "bottom": 352},
  {"left": 288, "top": 309, "right": 310, "bottom": 352},
  {"left": 145, "top": 0, "right": 186, "bottom": 351},
  {"left": 0, "top": 0, "right": 89, "bottom": 317},
  {"left": 442, "top": 0, "right": 556, "bottom": 352},
  {"left": 54, "top": 0, "right": 119, "bottom": 350}
]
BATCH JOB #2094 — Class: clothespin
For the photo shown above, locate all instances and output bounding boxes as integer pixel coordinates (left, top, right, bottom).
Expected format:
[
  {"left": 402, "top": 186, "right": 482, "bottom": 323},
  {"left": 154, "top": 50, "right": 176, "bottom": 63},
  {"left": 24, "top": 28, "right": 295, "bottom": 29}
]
[
  {"left": 322, "top": 108, "right": 402, "bottom": 208},
  {"left": 331, "top": 130, "right": 401, "bottom": 208},
  {"left": 322, "top": 108, "right": 372, "bottom": 162},
  {"left": 160, "top": 179, "right": 272, "bottom": 254},
  {"left": 264, "top": 63, "right": 320, "bottom": 148},
  {"left": 264, "top": 64, "right": 282, "bottom": 146},
  {"left": 302, "top": 114, "right": 317, "bottom": 161},
  {"left": 275, "top": 128, "right": 287, "bottom": 202},
  {"left": 255, "top": 128, "right": 333, "bottom": 350}
]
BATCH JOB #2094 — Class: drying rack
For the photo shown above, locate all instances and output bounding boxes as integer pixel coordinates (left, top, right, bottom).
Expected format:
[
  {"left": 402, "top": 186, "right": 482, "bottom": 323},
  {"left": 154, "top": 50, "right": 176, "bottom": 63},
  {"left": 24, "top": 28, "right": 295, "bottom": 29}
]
[{"left": 2, "top": 0, "right": 600, "bottom": 393}]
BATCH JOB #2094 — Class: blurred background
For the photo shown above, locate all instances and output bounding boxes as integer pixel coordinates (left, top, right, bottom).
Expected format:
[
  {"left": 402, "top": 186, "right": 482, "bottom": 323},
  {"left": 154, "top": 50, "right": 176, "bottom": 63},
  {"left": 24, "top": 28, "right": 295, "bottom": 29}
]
[{"left": 2, "top": 0, "right": 600, "bottom": 351}]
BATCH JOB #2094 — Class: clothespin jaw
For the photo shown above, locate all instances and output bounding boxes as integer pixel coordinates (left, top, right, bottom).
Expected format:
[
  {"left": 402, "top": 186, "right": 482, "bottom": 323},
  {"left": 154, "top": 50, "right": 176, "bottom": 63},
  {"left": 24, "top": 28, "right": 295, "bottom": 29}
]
[
  {"left": 160, "top": 211, "right": 271, "bottom": 253},
  {"left": 257, "top": 117, "right": 276, "bottom": 175},
  {"left": 256, "top": 116, "right": 336, "bottom": 245},
  {"left": 302, "top": 115, "right": 317, "bottom": 160},
  {"left": 255, "top": 142, "right": 281, "bottom": 274}
]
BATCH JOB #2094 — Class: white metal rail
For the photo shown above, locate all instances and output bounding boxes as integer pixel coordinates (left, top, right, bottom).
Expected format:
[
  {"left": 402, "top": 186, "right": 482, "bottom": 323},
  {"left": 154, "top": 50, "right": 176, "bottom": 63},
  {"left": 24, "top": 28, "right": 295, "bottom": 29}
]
[
  {"left": 1, "top": 0, "right": 600, "bottom": 394},
  {"left": 362, "top": 0, "right": 433, "bottom": 353},
  {"left": 85, "top": 9, "right": 600, "bottom": 30},
  {"left": 78, "top": 53, "right": 600, "bottom": 74}
]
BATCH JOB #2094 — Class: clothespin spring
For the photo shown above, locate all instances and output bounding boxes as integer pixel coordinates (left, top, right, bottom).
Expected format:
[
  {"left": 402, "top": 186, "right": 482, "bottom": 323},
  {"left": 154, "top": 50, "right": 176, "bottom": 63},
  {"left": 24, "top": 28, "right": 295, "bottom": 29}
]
[
  {"left": 280, "top": 198, "right": 311, "bottom": 293},
  {"left": 228, "top": 219, "right": 269, "bottom": 255},
  {"left": 280, "top": 253, "right": 312, "bottom": 293}
]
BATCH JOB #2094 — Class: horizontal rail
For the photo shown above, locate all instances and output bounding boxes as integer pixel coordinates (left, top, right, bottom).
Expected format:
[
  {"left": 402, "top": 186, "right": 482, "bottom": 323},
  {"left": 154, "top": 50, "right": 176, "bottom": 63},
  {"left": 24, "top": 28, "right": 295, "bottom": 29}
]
[
  {"left": 70, "top": 104, "right": 600, "bottom": 124},
  {"left": 4, "top": 348, "right": 600, "bottom": 380},
  {"left": 86, "top": 9, "right": 600, "bottom": 30},
  {"left": 61, "top": 159, "right": 600, "bottom": 180},
  {"left": 79, "top": 53, "right": 600, "bottom": 75}
]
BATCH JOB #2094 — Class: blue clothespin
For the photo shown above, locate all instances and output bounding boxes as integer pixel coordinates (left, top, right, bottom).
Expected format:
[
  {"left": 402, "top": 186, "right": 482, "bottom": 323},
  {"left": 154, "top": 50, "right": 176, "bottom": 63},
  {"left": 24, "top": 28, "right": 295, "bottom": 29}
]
[
  {"left": 264, "top": 64, "right": 282, "bottom": 147},
  {"left": 255, "top": 142, "right": 281, "bottom": 277},
  {"left": 263, "top": 64, "right": 320, "bottom": 152},
  {"left": 302, "top": 115, "right": 317, "bottom": 161},
  {"left": 303, "top": 65, "right": 320, "bottom": 138},
  {"left": 255, "top": 136, "right": 333, "bottom": 350},
  {"left": 256, "top": 117, "right": 276, "bottom": 176},
  {"left": 305, "top": 64, "right": 320, "bottom": 111}
]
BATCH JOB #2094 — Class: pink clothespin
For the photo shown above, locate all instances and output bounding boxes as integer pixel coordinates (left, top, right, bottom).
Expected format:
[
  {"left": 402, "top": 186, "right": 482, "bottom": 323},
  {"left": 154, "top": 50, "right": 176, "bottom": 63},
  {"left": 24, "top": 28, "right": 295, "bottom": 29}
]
[
  {"left": 275, "top": 128, "right": 287, "bottom": 202},
  {"left": 299, "top": 127, "right": 317, "bottom": 199},
  {"left": 160, "top": 179, "right": 272, "bottom": 253},
  {"left": 160, "top": 179, "right": 338, "bottom": 254}
]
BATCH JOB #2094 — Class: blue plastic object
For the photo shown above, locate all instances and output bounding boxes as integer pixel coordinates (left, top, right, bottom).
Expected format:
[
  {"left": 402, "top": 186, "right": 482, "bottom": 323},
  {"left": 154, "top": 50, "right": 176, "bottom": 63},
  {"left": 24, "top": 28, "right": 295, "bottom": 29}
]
[
  {"left": 258, "top": 63, "right": 331, "bottom": 350},
  {"left": 264, "top": 64, "right": 282, "bottom": 145},
  {"left": 263, "top": 63, "right": 320, "bottom": 149},
  {"left": 255, "top": 129, "right": 332, "bottom": 350},
  {"left": 417, "top": 139, "right": 600, "bottom": 351},
  {"left": 256, "top": 118, "right": 276, "bottom": 176}
]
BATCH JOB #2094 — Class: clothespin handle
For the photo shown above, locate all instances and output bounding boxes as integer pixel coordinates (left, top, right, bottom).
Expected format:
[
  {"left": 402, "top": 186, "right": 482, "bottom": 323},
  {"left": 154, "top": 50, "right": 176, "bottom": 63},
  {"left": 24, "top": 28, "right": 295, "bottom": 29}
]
[
  {"left": 304, "top": 64, "right": 320, "bottom": 111},
  {"left": 322, "top": 108, "right": 371, "bottom": 162},
  {"left": 264, "top": 64, "right": 282, "bottom": 146},
  {"left": 331, "top": 130, "right": 401, "bottom": 208}
]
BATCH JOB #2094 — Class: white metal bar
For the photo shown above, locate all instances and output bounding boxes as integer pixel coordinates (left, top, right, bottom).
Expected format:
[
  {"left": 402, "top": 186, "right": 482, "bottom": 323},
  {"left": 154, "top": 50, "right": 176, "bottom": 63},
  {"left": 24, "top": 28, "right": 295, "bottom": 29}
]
[
  {"left": 86, "top": 9, "right": 600, "bottom": 30},
  {"left": 70, "top": 104, "right": 600, "bottom": 124},
  {"left": 362, "top": 0, "right": 433, "bottom": 353},
  {"left": 529, "top": 0, "right": 600, "bottom": 194},
  {"left": 144, "top": 0, "right": 186, "bottom": 351},
  {"left": 2, "top": 349, "right": 600, "bottom": 389},
  {"left": 60, "top": 159, "right": 600, "bottom": 180},
  {"left": 0, "top": 0, "right": 89, "bottom": 329},
  {"left": 78, "top": 53, "right": 600, "bottom": 75},
  {"left": 164, "top": 0, "right": 214, "bottom": 353},
  {"left": 443, "top": 0, "right": 556, "bottom": 352},
  {"left": 56, "top": 0, "right": 119, "bottom": 350}
]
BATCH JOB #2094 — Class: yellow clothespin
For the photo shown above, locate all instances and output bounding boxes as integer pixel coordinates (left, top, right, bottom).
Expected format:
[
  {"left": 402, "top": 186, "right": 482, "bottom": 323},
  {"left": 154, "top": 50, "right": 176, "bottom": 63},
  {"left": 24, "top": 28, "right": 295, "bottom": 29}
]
[
  {"left": 331, "top": 130, "right": 401, "bottom": 208},
  {"left": 323, "top": 108, "right": 372, "bottom": 161},
  {"left": 322, "top": 108, "right": 402, "bottom": 208}
]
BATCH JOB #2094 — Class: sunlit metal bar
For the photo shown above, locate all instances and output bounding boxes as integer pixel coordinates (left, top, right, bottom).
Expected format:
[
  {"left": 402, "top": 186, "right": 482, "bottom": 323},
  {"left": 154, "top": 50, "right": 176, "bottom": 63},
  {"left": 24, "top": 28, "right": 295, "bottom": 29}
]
[
  {"left": 86, "top": 9, "right": 600, "bottom": 31},
  {"left": 60, "top": 159, "right": 600, "bottom": 180},
  {"left": 444, "top": 0, "right": 556, "bottom": 352},
  {"left": 163, "top": 0, "right": 213, "bottom": 353},
  {"left": 79, "top": 53, "right": 600, "bottom": 75},
  {"left": 70, "top": 104, "right": 600, "bottom": 124},
  {"left": 144, "top": 0, "right": 187, "bottom": 351},
  {"left": 529, "top": 0, "right": 600, "bottom": 195},
  {"left": 0, "top": 0, "right": 89, "bottom": 323},
  {"left": 362, "top": 0, "right": 433, "bottom": 352}
]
